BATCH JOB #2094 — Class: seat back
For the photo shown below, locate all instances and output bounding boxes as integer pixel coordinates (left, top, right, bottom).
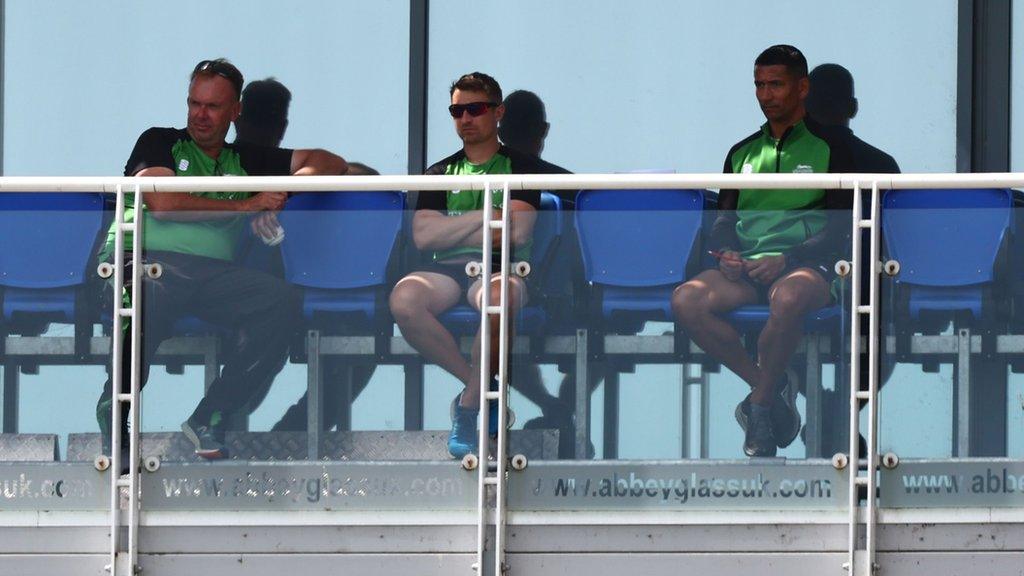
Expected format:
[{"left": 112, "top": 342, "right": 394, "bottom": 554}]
[
  {"left": 529, "top": 192, "right": 565, "bottom": 292},
  {"left": 882, "top": 188, "right": 1012, "bottom": 287},
  {"left": 0, "top": 192, "right": 105, "bottom": 289},
  {"left": 279, "top": 191, "right": 405, "bottom": 289},
  {"left": 575, "top": 189, "right": 704, "bottom": 288}
]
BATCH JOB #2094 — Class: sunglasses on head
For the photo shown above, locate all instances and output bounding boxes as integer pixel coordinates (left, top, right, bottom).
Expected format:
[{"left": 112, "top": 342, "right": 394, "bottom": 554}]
[
  {"left": 192, "top": 59, "right": 243, "bottom": 95},
  {"left": 448, "top": 102, "right": 499, "bottom": 118}
]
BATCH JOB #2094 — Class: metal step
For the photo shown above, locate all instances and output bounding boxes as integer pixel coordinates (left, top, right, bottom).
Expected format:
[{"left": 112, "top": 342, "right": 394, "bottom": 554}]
[
  {"left": 67, "top": 429, "right": 558, "bottom": 462},
  {"left": 0, "top": 433, "right": 58, "bottom": 461}
]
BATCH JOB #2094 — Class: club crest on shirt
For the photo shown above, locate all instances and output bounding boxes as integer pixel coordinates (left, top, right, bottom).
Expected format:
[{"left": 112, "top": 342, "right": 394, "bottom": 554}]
[{"left": 741, "top": 163, "right": 754, "bottom": 174}]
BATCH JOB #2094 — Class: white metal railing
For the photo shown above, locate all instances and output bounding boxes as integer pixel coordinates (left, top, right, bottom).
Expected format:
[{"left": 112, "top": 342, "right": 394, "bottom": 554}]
[
  {"left": 7, "top": 172, "right": 1024, "bottom": 576},
  {"left": 1, "top": 171, "right": 1024, "bottom": 192},
  {"left": 108, "top": 183, "right": 143, "bottom": 576}
]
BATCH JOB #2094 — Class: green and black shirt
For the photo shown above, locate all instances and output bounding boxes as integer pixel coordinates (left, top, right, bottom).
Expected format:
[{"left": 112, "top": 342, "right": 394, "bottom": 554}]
[
  {"left": 709, "top": 117, "right": 854, "bottom": 270},
  {"left": 101, "top": 127, "right": 293, "bottom": 261},
  {"left": 419, "top": 146, "right": 547, "bottom": 263}
]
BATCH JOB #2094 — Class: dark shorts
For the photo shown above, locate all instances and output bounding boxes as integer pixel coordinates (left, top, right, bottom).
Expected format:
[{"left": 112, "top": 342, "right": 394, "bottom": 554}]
[
  {"left": 744, "top": 262, "right": 837, "bottom": 304},
  {"left": 419, "top": 262, "right": 476, "bottom": 292}
]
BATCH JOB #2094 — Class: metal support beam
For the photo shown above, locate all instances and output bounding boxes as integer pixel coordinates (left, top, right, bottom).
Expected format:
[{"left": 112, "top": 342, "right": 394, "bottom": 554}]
[
  {"left": 307, "top": 330, "right": 322, "bottom": 460},
  {"left": 403, "top": 361, "right": 425, "bottom": 430},
  {"left": 954, "top": 328, "right": 972, "bottom": 457},
  {"left": 971, "top": 0, "right": 1012, "bottom": 172},
  {"left": 574, "top": 328, "right": 590, "bottom": 460},
  {"left": 601, "top": 371, "right": 619, "bottom": 459},
  {"left": 407, "top": 0, "right": 429, "bottom": 175},
  {"left": 2, "top": 362, "right": 18, "bottom": 433}
]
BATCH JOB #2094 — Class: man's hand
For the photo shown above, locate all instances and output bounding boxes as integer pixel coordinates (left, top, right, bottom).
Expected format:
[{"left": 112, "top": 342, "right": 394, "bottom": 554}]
[
  {"left": 244, "top": 192, "right": 287, "bottom": 212},
  {"left": 251, "top": 211, "right": 282, "bottom": 241},
  {"left": 719, "top": 250, "right": 746, "bottom": 281},
  {"left": 746, "top": 254, "right": 787, "bottom": 285}
]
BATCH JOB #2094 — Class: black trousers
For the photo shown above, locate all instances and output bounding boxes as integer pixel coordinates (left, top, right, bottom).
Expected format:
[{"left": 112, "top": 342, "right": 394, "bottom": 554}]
[{"left": 100, "top": 250, "right": 302, "bottom": 430}]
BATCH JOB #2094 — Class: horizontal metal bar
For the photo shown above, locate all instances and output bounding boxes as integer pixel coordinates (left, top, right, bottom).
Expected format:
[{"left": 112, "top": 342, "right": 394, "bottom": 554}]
[
  {"left": 116, "top": 394, "right": 132, "bottom": 402},
  {"left": 486, "top": 306, "right": 502, "bottom": 314},
  {"left": 3, "top": 172, "right": 1024, "bottom": 193},
  {"left": 858, "top": 220, "right": 875, "bottom": 228},
  {"left": 484, "top": 392, "right": 500, "bottom": 400},
  {"left": 484, "top": 477, "right": 499, "bottom": 486},
  {"left": 315, "top": 336, "right": 377, "bottom": 355},
  {"left": 855, "top": 391, "right": 871, "bottom": 400},
  {"left": 118, "top": 309, "right": 133, "bottom": 317},
  {"left": 488, "top": 221, "right": 503, "bottom": 229}
]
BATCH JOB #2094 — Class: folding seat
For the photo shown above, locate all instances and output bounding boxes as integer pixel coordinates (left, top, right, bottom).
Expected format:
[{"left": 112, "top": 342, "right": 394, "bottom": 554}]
[
  {"left": 278, "top": 190, "right": 405, "bottom": 455},
  {"left": 881, "top": 187, "right": 1014, "bottom": 456},
  {"left": 0, "top": 192, "right": 105, "bottom": 435}
]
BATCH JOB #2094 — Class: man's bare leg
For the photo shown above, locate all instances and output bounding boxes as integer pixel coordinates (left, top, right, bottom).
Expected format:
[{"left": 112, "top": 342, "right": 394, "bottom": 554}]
[
  {"left": 750, "top": 268, "right": 830, "bottom": 405},
  {"left": 672, "top": 269, "right": 761, "bottom": 387},
  {"left": 464, "top": 275, "right": 526, "bottom": 408},
  {"left": 390, "top": 272, "right": 471, "bottom": 384}
]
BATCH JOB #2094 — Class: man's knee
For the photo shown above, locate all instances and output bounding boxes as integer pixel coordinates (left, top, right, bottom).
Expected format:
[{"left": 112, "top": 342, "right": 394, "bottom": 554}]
[
  {"left": 768, "top": 286, "right": 812, "bottom": 319},
  {"left": 672, "top": 282, "right": 708, "bottom": 324},
  {"left": 389, "top": 284, "right": 427, "bottom": 325}
]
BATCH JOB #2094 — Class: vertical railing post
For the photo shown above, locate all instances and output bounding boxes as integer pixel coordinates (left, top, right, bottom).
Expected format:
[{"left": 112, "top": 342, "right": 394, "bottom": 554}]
[
  {"left": 845, "top": 180, "right": 862, "bottom": 575},
  {"left": 846, "top": 179, "right": 881, "bottom": 576},
  {"left": 108, "top": 182, "right": 142, "bottom": 576},
  {"left": 493, "top": 180, "right": 512, "bottom": 575},
  {"left": 473, "top": 179, "right": 493, "bottom": 574}
]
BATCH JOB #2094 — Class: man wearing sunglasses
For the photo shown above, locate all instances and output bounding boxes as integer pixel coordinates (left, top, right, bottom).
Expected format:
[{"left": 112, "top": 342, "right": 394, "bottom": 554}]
[
  {"left": 96, "top": 58, "right": 347, "bottom": 466},
  {"left": 672, "top": 45, "right": 853, "bottom": 458},
  {"left": 390, "top": 72, "right": 559, "bottom": 458}
]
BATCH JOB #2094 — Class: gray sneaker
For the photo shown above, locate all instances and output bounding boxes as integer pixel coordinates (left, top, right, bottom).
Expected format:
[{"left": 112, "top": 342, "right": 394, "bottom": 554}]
[
  {"left": 773, "top": 369, "right": 801, "bottom": 449},
  {"left": 734, "top": 369, "right": 801, "bottom": 449},
  {"left": 742, "top": 402, "right": 777, "bottom": 457}
]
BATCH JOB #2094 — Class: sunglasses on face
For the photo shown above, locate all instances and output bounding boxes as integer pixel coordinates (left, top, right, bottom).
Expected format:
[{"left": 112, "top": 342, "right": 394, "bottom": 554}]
[{"left": 448, "top": 102, "right": 499, "bottom": 118}]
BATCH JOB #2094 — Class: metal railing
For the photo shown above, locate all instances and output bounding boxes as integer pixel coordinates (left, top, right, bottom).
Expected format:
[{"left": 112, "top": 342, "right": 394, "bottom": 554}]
[{"left": 4, "top": 172, "right": 1024, "bottom": 576}]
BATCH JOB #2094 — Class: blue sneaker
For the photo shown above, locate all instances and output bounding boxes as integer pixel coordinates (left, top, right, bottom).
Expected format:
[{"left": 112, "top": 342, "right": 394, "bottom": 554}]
[
  {"left": 451, "top": 382, "right": 500, "bottom": 438},
  {"left": 448, "top": 403, "right": 479, "bottom": 459}
]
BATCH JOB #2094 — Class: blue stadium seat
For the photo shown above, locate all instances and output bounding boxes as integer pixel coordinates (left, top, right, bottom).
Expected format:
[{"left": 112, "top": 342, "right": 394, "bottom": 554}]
[
  {"left": 439, "top": 192, "right": 563, "bottom": 336},
  {"left": 882, "top": 188, "right": 1013, "bottom": 321},
  {"left": 0, "top": 193, "right": 105, "bottom": 327},
  {"left": 575, "top": 188, "right": 705, "bottom": 329},
  {"left": 279, "top": 191, "right": 405, "bottom": 330}
]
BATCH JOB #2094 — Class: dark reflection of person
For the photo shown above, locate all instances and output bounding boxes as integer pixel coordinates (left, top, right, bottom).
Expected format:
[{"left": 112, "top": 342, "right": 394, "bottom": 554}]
[
  {"left": 807, "top": 63, "right": 900, "bottom": 456},
  {"left": 499, "top": 91, "right": 571, "bottom": 176},
  {"left": 498, "top": 90, "right": 584, "bottom": 455},
  {"left": 226, "top": 78, "right": 381, "bottom": 433},
  {"left": 806, "top": 64, "right": 900, "bottom": 174},
  {"left": 235, "top": 78, "right": 291, "bottom": 148},
  {"left": 95, "top": 59, "right": 348, "bottom": 466},
  {"left": 672, "top": 45, "right": 854, "bottom": 458}
]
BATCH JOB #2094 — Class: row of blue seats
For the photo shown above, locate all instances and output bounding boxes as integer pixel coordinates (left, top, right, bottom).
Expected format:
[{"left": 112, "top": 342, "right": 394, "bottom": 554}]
[{"left": 0, "top": 188, "right": 1017, "bottom": 346}]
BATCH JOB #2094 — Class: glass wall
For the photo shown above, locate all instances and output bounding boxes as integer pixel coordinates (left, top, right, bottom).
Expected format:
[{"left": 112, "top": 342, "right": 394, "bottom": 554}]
[
  {"left": 5, "top": 0, "right": 1024, "bottom": 518},
  {"left": 2, "top": 0, "right": 410, "bottom": 466},
  {"left": 427, "top": 0, "right": 958, "bottom": 173},
  {"left": 3, "top": 0, "right": 409, "bottom": 176}
]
